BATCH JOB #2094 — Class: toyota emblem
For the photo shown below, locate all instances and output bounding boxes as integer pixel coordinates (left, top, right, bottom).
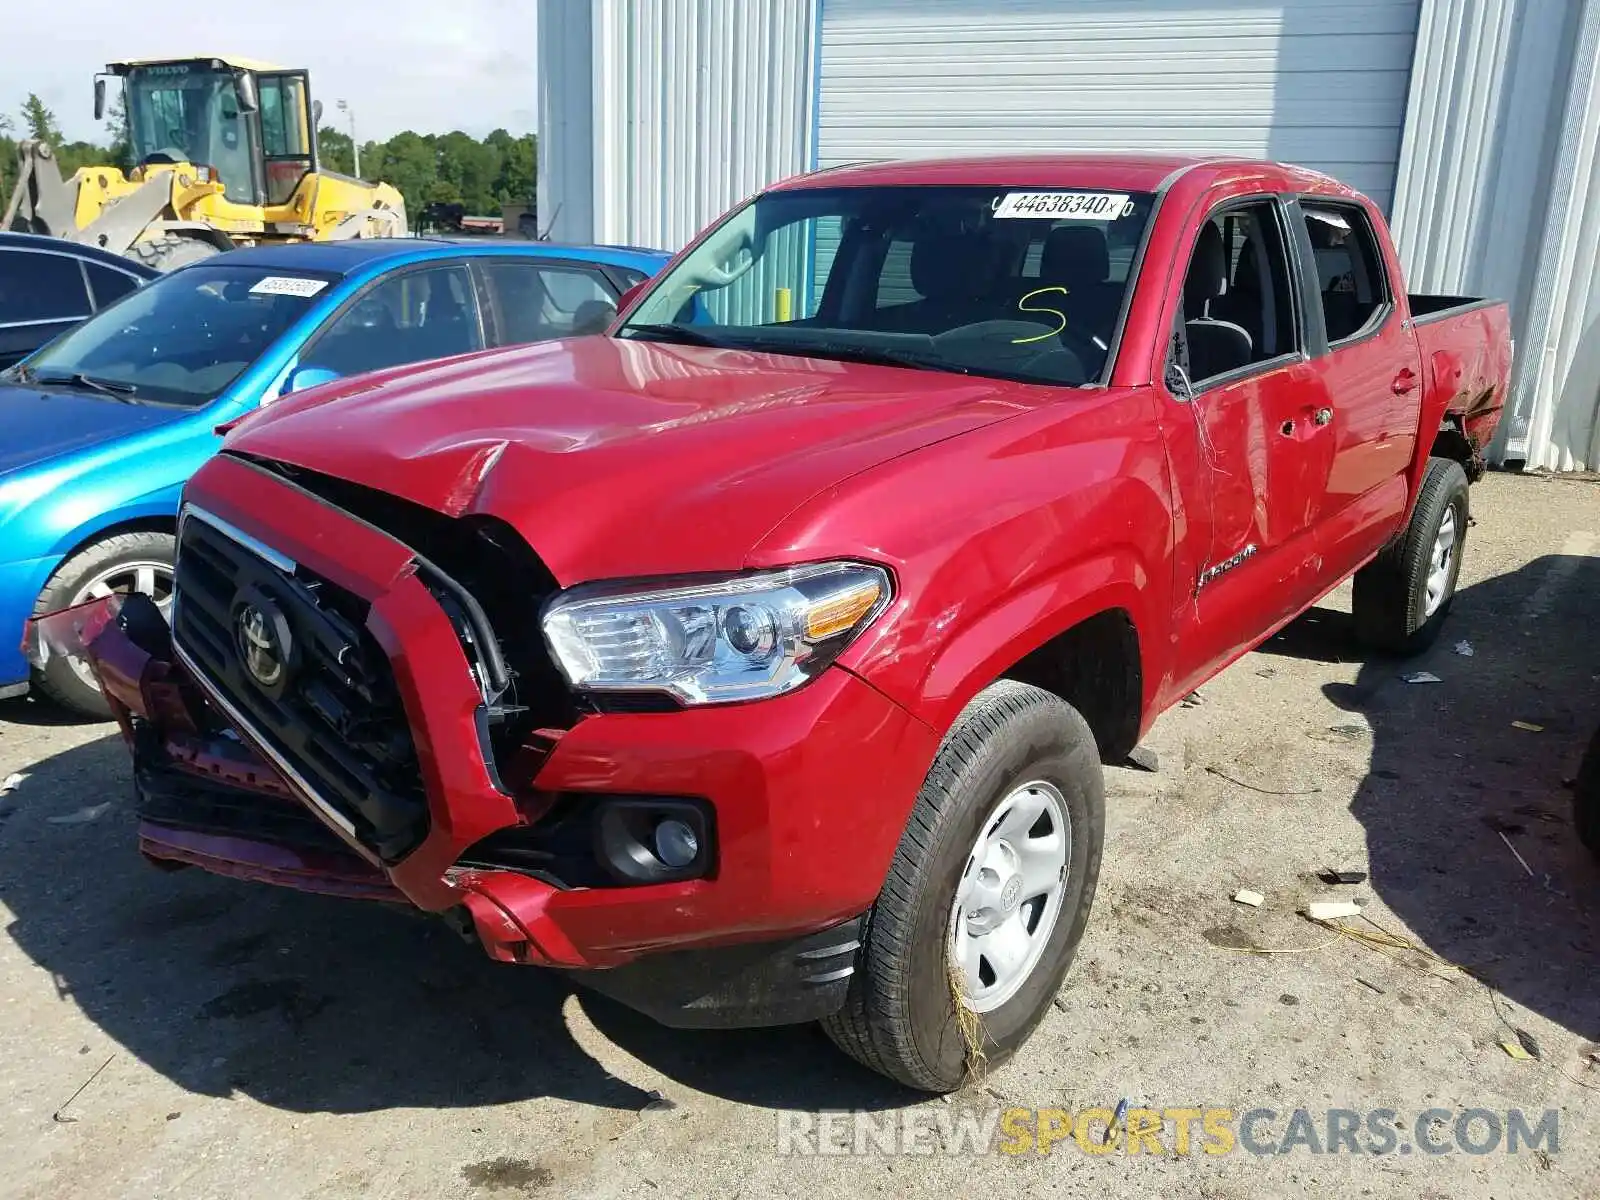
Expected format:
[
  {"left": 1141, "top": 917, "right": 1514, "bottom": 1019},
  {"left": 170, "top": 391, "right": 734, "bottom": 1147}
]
[{"left": 232, "top": 589, "right": 294, "bottom": 694}]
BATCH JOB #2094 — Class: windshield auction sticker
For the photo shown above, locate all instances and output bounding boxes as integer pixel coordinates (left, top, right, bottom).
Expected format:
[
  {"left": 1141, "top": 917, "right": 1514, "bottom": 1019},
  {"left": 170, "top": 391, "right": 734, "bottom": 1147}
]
[
  {"left": 249, "top": 276, "right": 330, "bottom": 298},
  {"left": 994, "top": 192, "right": 1135, "bottom": 219}
]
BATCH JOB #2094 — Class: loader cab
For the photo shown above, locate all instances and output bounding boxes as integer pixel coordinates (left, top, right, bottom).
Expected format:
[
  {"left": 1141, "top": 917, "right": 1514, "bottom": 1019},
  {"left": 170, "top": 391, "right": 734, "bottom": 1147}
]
[{"left": 104, "top": 58, "right": 318, "bottom": 209}]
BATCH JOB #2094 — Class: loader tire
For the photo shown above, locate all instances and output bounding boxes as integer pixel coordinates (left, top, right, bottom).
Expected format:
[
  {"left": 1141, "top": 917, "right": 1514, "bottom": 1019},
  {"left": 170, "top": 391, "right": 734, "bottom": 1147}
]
[{"left": 126, "top": 234, "right": 222, "bottom": 272}]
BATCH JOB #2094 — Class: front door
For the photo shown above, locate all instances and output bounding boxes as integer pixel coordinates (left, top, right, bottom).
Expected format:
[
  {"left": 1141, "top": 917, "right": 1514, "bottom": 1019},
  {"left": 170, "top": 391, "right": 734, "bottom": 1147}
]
[{"left": 1158, "top": 197, "right": 1336, "bottom": 697}]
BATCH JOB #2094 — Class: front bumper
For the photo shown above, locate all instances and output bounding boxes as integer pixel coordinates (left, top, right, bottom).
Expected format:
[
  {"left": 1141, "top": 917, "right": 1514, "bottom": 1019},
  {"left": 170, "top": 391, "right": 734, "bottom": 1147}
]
[{"left": 53, "top": 454, "right": 938, "bottom": 1022}]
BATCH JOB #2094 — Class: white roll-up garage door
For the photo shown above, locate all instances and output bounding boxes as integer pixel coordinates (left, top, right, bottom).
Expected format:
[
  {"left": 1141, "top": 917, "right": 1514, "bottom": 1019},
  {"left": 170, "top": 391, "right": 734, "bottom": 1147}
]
[{"left": 816, "top": 0, "right": 1420, "bottom": 212}]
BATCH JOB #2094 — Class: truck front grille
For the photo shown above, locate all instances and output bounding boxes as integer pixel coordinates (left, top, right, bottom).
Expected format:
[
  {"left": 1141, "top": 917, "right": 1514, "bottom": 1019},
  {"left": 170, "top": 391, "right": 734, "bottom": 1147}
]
[{"left": 171, "top": 509, "right": 429, "bottom": 863}]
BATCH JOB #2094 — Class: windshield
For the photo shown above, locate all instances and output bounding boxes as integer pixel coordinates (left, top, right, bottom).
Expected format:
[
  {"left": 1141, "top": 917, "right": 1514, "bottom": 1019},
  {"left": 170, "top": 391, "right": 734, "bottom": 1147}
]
[
  {"left": 8, "top": 264, "right": 332, "bottom": 407},
  {"left": 124, "top": 65, "right": 255, "bottom": 204},
  {"left": 619, "top": 184, "right": 1157, "bottom": 386}
]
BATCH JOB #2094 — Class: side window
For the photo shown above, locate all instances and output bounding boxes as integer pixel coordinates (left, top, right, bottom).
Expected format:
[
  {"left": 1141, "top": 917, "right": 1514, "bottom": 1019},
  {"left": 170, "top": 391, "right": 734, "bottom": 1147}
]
[
  {"left": 481, "top": 262, "right": 618, "bottom": 346},
  {"left": 1178, "top": 200, "right": 1297, "bottom": 386},
  {"left": 300, "top": 265, "right": 482, "bottom": 378},
  {"left": 1300, "top": 203, "right": 1387, "bottom": 343},
  {"left": 0, "top": 252, "right": 91, "bottom": 324},
  {"left": 85, "top": 262, "right": 142, "bottom": 309}
]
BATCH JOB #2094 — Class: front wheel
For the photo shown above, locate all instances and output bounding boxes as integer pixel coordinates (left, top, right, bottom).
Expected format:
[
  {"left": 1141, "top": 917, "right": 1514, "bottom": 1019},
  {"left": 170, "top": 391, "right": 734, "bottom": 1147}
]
[
  {"left": 823, "top": 681, "right": 1104, "bottom": 1092},
  {"left": 1352, "top": 457, "right": 1470, "bottom": 654}
]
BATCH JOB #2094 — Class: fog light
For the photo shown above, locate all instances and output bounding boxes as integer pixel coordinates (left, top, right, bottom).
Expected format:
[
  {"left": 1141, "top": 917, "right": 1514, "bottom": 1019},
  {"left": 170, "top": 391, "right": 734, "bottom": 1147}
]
[{"left": 653, "top": 818, "right": 699, "bottom": 868}]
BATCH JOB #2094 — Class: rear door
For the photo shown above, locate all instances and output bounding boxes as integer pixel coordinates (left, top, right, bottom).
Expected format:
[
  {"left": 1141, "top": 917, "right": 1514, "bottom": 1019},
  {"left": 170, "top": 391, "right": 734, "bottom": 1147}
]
[
  {"left": 1290, "top": 199, "right": 1421, "bottom": 581},
  {"left": 1161, "top": 195, "right": 1335, "bottom": 692}
]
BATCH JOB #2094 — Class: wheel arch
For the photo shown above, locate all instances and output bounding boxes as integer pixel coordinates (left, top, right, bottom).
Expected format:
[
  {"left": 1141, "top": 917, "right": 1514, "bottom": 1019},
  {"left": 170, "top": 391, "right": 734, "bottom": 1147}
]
[{"left": 865, "top": 553, "right": 1154, "bottom": 764}]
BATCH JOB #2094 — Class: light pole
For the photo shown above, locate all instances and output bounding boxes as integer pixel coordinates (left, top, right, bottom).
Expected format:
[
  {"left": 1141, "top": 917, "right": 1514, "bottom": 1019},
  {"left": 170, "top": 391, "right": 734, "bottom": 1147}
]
[{"left": 336, "top": 99, "right": 359, "bottom": 177}]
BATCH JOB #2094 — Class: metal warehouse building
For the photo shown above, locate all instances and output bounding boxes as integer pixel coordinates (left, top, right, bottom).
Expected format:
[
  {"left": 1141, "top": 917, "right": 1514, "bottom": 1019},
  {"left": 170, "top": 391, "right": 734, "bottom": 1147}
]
[{"left": 536, "top": 0, "right": 1600, "bottom": 471}]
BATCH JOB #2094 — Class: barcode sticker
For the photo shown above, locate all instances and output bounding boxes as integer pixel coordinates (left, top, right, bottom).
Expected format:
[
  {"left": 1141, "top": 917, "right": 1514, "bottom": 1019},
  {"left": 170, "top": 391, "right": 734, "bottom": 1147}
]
[
  {"left": 994, "top": 192, "right": 1135, "bottom": 220},
  {"left": 249, "top": 276, "right": 329, "bottom": 297}
]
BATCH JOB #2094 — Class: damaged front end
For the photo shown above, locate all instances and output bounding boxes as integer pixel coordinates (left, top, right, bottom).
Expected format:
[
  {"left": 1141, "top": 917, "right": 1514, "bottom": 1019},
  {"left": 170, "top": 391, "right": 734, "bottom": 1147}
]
[{"left": 29, "top": 591, "right": 405, "bottom": 903}]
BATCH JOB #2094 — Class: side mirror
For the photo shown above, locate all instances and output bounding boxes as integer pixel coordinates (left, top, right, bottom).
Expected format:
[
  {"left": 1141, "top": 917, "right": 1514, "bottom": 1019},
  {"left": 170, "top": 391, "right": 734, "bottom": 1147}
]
[
  {"left": 285, "top": 365, "right": 341, "bottom": 395},
  {"left": 312, "top": 99, "right": 323, "bottom": 127},
  {"left": 93, "top": 78, "right": 106, "bottom": 121},
  {"left": 616, "top": 281, "right": 648, "bottom": 313},
  {"left": 233, "top": 71, "right": 260, "bottom": 115}
]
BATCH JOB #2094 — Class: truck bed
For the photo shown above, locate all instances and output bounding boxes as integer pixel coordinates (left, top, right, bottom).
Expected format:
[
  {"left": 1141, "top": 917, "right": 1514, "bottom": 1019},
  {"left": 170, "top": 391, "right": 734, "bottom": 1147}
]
[
  {"left": 1408, "top": 292, "right": 1502, "bottom": 323},
  {"left": 1409, "top": 294, "right": 1513, "bottom": 457}
]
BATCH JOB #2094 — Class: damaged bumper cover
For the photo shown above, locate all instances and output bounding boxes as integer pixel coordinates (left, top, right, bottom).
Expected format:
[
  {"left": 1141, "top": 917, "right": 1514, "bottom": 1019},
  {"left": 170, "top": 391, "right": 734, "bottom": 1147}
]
[{"left": 33, "top": 456, "right": 938, "bottom": 1027}]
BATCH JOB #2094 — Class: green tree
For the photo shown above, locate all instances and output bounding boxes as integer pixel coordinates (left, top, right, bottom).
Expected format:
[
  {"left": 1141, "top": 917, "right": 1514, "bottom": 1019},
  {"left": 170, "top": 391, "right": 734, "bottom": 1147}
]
[
  {"left": 20, "top": 94, "right": 62, "bottom": 144},
  {"left": 104, "top": 90, "right": 130, "bottom": 168},
  {"left": 435, "top": 129, "right": 499, "bottom": 214},
  {"left": 317, "top": 124, "right": 355, "bottom": 175},
  {"left": 372, "top": 130, "right": 439, "bottom": 224},
  {"left": 488, "top": 130, "right": 535, "bottom": 205}
]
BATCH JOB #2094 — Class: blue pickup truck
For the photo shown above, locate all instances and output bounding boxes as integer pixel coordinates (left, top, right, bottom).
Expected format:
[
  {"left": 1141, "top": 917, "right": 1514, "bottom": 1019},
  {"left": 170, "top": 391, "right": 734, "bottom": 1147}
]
[{"left": 1, "top": 237, "right": 669, "bottom": 714}]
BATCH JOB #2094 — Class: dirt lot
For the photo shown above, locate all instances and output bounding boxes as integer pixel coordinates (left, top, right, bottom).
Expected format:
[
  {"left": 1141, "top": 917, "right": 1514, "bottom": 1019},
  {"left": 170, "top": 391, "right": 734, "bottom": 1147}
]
[{"left": 2, "top": 470, "right": 1599, "bottom": 1199}]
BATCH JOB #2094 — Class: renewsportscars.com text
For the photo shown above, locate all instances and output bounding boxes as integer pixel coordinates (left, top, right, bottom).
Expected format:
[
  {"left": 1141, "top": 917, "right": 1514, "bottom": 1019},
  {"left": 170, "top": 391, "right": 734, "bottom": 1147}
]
[{"left": 776, "top": 1106, "right": 1560, "bottom": 1158}]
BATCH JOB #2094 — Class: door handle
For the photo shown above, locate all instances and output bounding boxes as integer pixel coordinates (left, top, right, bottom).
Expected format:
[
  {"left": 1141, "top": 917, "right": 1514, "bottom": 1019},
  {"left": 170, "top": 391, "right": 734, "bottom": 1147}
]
[
  {"left": 1312, "top": 407, "right": 1334, "bottom": 427},
  {"left": 1392, "top": 369, "right": 1419, "bottom": 395}
]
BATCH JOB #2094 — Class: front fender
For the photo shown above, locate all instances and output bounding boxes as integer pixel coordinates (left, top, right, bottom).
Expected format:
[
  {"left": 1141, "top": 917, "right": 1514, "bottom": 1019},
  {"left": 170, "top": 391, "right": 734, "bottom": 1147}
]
[{"left": 859, "top": 550, "right": 1152, "bottom": 737}]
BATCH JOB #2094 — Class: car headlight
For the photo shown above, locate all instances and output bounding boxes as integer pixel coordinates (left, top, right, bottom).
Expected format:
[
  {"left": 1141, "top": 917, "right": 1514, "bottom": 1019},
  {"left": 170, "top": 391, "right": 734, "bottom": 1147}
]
[{"left": 541, "top": 561, "right": 892, "bottom": 705}]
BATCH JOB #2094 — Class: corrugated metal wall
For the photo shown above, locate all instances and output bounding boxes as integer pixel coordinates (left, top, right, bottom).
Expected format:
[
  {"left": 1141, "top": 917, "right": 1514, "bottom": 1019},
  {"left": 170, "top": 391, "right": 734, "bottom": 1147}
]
[
  {"left": 535, "top": 0, "right": 596, "bottom": 245},
  {"left": 536, "top": 0, "right": 816, "bottom": 251},
  {"left": 816, "top": 0, "right": 1420, "bottom": 213},
  {"left": 1392, "top": 0, "right": 1600, "bottom": 469}
]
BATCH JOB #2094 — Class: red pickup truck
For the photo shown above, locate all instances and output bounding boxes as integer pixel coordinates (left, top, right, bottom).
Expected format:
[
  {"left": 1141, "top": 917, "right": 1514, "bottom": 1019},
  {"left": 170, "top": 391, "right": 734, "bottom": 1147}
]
[{"left": 60, "top": 155, "right": 1510, "bottom": 1092}]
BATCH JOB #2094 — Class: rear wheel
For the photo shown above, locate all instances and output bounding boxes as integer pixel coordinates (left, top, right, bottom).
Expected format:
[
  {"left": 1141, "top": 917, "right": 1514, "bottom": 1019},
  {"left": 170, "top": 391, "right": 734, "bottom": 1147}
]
[
  {"left": 823, "top": 681, "right": 1104, "bottom": 1092},
  {"left": 126, "top": 233, "right": 222, "bottom": 272},
  {"left": 1352, "top": 457, "right": 1470, "bottom": 654},
  {"left": 30, "top": 531, "right": 175, "bottom": 718}
]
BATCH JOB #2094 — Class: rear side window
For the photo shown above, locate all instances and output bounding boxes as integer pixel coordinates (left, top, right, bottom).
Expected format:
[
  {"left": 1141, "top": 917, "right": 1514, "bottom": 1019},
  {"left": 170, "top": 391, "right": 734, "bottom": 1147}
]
[
  {"left": 85, "top": 262, "right": 142, "bottom": 309},
  {"left": 0, "top": 250, "right": 91, "bottom": 324},
  {"left": 1300, "top": 203, "right": 1388, "bottom": 342},
  {"left": 480, "top": 261, "right": 618, "bottom": 346}
]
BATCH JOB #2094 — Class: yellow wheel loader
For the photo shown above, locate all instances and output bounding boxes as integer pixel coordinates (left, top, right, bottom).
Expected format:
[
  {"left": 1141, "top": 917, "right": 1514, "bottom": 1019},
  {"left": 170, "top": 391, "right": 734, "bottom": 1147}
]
[{"left": 2, "top": 56, "right": 408, "bottom": 270}]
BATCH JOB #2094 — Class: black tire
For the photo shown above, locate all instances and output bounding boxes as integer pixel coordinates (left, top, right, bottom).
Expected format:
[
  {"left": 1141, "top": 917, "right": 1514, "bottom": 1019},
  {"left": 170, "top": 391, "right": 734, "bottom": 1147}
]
[
  {"left": 30, "top": 530, "right": 175, "bottom": 718},
  {"left": 1352, "top": 457, "right": 1470, "bottom": 655},
  {"left": 126, "top": 234, "right": 222, "bottom": 272},
  {"left": 1574, "top": 725, "right": 1600, "bottom": 860},
  {"left": 823, "top": 680, "right": 1104, "bottom": 1092}
]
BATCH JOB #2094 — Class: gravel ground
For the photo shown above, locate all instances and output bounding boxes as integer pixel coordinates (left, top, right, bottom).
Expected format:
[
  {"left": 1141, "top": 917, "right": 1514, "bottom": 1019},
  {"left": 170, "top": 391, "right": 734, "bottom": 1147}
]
[{"left": 2, "top": 470, "right": 1598, "bottom": 1200}]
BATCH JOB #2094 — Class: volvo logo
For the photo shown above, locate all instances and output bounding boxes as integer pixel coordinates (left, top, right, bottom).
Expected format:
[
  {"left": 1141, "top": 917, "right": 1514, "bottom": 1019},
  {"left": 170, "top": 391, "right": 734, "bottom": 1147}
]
[{"left": 232, "top": 589, "right": 294, "bottom": 694}]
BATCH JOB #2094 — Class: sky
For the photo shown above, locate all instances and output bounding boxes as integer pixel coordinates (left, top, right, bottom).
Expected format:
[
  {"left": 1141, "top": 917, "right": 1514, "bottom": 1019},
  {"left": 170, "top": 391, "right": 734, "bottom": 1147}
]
[{"left": 9, "top": 1, "right": 538, "bottom": 145}]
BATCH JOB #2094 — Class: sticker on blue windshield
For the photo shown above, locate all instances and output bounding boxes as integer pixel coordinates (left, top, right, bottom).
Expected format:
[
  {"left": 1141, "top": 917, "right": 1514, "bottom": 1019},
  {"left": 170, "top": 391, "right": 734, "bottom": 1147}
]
[
  {"left": 249, "top": 276, "right": 328, "bottom": 297},
  {"left": 994, "top": 192, "right": 1135, "bottom": 220}
]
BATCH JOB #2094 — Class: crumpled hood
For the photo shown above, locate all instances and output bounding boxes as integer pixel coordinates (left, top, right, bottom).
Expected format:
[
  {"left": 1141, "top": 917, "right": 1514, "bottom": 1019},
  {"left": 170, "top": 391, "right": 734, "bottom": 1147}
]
[
  {"left": 0, "top": 382, "right": 191, "bottom": 477},
  {"left": 224, "top": 336, "right": 1037, "bottom": 583}
]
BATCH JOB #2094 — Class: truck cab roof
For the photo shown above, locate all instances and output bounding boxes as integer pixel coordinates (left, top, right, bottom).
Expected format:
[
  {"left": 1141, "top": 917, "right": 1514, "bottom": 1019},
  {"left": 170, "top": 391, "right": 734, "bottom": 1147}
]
[{"left": 774, "top": 153, "right": 1362, "bottom": 201}]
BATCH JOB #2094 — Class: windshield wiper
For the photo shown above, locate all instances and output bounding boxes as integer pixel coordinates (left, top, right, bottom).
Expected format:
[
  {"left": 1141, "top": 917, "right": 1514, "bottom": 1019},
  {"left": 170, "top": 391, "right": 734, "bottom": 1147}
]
[
  {"left": 31, "top": 371, "right": 140, "bottom": 403},
  {"left": 618, "top": 322, "right": 732, "bottom": 348}
]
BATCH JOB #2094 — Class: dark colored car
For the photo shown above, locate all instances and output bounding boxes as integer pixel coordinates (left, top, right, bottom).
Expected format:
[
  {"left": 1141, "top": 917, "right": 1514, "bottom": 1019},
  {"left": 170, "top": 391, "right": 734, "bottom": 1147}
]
[{"left": 0, "top": 232, "right": 156, "bottom": 369}]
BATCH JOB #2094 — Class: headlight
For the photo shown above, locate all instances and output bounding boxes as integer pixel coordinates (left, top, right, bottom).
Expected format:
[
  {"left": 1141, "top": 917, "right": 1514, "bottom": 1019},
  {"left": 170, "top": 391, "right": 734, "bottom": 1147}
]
[{"left": 541, "top": 561, "right": 892, "bottom": 705}]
